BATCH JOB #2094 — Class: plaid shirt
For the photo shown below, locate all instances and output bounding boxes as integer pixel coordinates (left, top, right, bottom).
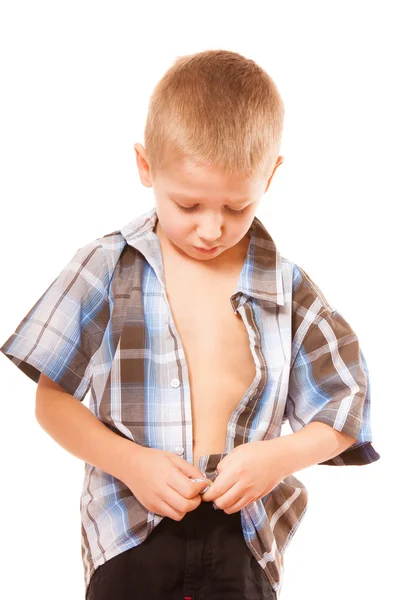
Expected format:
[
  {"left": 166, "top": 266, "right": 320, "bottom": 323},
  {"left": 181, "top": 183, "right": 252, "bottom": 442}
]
[{"left": 0, "top": 206, "right": 380, "bottom": 598}]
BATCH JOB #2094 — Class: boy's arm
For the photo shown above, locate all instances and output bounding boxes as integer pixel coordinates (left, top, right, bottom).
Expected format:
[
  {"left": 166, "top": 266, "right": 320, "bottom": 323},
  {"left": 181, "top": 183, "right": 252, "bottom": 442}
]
[
  {"left": 285, "top": 264, "right": 380, "bottom": 467},
  {"left": 272, "top": 421, "right": 358, "bottom": 478},
  {"left": 36, "top": 374, "right": 144, "bottom": 485}
]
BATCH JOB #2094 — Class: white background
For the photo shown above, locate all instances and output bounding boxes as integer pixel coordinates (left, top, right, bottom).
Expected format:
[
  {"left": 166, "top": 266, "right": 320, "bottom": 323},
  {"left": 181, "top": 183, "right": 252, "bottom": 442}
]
[{"left": 0, "top": 1, "right": 397, "bottom": 598}]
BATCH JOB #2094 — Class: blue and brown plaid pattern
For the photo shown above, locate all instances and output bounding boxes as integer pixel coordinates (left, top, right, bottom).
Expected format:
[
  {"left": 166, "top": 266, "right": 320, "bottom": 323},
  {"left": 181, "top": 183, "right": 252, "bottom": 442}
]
[{"left": 0, "top": 206, "right": 380, "bottom": 598}]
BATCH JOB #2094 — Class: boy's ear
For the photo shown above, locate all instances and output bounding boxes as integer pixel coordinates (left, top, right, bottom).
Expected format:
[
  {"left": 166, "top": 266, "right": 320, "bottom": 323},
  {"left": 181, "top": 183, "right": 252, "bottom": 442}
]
[
  {"left": 134, "top": 143, "right": 152, "bottom": 188},
  {"left": 265, "top": 155, "right": 284, "bottom": 192}
]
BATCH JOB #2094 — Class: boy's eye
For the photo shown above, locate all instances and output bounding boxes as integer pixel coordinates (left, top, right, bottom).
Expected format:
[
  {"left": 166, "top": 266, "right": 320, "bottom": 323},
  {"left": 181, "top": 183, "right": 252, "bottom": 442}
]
[{"left": 176, "top": 204, "right": 247, "bottom": 216}]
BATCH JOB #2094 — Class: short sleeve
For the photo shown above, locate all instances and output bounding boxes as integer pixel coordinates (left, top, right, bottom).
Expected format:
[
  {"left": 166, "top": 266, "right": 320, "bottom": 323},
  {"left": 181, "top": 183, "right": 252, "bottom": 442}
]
[
  {"left": 0, "top": 240, "right": 110, "bottom": 401},
  {"left": 285, "top": 265, "right": 380, "bottom": 466}
]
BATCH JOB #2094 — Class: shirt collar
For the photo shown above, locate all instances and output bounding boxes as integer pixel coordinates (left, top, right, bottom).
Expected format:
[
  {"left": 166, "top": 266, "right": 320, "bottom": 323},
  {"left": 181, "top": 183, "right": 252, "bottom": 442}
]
[{"left": 119, "top": 206, "right": 284, "bottom": 307}]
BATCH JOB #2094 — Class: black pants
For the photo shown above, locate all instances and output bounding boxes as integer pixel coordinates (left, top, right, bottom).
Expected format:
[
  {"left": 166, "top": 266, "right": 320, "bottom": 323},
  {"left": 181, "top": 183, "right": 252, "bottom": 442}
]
[{"left": 86, "top": 499, "right": 276, "bottom": 599}]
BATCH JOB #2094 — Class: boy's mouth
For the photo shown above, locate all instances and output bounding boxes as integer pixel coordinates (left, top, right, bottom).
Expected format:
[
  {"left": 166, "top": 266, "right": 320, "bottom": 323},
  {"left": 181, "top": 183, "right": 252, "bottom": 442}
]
[{"left": 193, "top": 245, "right": 221, "bottom": 254}]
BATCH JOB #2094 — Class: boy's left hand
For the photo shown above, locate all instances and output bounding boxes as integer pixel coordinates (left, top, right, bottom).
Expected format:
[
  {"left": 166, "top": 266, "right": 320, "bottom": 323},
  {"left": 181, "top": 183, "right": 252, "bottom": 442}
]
[{"left": 200, "top": 439, "right": 288, "bottom": 514}]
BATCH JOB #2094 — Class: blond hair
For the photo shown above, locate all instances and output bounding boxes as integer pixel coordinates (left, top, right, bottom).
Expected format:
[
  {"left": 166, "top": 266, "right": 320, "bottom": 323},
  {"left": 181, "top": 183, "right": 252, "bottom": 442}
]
[{"left": 143, "top": 49, "right": 285, "bottom": 182}]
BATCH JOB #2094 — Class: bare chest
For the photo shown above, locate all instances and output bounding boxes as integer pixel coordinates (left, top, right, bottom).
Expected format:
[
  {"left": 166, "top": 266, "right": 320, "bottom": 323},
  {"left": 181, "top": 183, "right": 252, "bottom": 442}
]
[{"left": 162, "top": 258, "right": 256, "bottom": 467}]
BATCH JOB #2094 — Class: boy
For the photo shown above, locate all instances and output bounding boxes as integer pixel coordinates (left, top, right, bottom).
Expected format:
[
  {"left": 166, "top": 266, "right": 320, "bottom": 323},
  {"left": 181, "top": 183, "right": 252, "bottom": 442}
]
[{"left": 0, "top": 49, "right": 380, "bottom": 599}]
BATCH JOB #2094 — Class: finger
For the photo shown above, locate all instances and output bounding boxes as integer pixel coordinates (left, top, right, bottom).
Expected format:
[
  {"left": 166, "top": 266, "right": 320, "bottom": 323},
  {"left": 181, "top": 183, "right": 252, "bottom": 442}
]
[
  {"left": 174, "top": 456, "right": 209, "bottom": 480},
  {"left": 169, "top": 473, "right": 211, "bottom": 499},
  {"left": 163, "top": 486, "right": 200, "bottom": 516},
  {"left": 203, "top": 479, "right": 240, "bottom": 504},
  {"left": 201, "top": 476, "right": 231, "bottom": 501},
  {"left": 189, "top": 479, "right": 212, "bottom": 497},
  {"left": 155, "top": 498, "right": 186, "bottom": 521},
  {"left": 190, "top": 477, "right": 213, "bottom": 494},
  {"left": 221, "top": 496, "right": 248, "bottom": 515}
]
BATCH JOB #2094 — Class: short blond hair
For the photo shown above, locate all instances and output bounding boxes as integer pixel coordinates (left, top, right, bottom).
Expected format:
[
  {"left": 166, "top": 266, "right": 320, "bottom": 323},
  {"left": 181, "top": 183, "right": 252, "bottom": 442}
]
[{"left": 143, "top": 49, "right": 285, "bottom": 182}]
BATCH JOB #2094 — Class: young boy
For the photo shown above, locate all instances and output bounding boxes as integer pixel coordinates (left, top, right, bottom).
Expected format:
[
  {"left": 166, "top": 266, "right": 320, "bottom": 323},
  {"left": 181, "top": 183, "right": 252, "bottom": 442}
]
[{"left": 0, "top": 49, "right": 380, "bottom": 599}]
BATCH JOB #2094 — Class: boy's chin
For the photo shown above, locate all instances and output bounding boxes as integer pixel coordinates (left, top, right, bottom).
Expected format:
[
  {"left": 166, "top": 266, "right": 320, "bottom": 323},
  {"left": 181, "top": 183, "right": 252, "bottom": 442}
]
[{"left": 174, "top": 242, "right": 224, "bottom": 260}]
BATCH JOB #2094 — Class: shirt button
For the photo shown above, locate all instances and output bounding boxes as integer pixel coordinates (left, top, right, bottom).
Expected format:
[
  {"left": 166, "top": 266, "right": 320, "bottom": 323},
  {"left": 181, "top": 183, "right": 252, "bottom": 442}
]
[
  {"left": 171, "top": 378, "right": 180, "bottom": 388},
  {"left": 174, "top": 446, "right": 184, "bottom": 456}
]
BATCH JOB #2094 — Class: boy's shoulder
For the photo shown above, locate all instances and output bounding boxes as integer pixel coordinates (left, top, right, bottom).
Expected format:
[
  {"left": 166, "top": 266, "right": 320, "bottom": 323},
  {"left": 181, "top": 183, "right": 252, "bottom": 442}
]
[
  {"left": 76, "top": 208, "right": 167, "bottom": 291},
  {"left": 291, "top": 259, "right": 333, "bottom": 302},
  {"left": 78, "top": 209, "right": 156, "bottom": 276},
  {"left": 96, "top": 207, "right": 158, "bottom": 257},
  {"left": 247, "top": 212, "right": 333, "bottom": 314}
]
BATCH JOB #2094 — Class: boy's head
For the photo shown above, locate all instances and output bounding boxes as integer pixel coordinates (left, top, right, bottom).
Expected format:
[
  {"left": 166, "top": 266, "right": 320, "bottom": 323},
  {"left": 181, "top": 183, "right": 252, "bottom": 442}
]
[{"left": 134, "top": 49, "right": 285, "bottom": 262}]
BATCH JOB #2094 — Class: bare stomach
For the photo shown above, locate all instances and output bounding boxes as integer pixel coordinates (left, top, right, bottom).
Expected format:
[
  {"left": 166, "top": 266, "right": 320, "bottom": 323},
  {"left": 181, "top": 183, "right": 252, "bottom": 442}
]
[
  {"left": 192, "top": 431, "right": 228, "bottom": 470},
  {"left": 190, "top": 366, "right": 256, "bottom": 469}
]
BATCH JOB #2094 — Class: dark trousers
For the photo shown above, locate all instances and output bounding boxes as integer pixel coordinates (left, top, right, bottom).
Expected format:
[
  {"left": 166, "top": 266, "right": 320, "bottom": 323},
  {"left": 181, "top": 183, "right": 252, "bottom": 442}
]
[{"left": 86, "top": 499, "right": 277, "bottom": 599}]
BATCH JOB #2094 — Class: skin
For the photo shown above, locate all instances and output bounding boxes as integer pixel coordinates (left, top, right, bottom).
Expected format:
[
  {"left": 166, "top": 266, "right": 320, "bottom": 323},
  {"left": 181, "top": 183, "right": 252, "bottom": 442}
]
[{"left": 133, "top": 143, "right": 284, "bottom": 266}]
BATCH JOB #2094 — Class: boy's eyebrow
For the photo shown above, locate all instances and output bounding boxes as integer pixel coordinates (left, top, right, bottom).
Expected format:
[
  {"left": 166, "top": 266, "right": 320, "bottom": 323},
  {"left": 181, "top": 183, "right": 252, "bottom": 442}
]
[{"left": 170, "top": 193, "right": 249, "bottom": 204}]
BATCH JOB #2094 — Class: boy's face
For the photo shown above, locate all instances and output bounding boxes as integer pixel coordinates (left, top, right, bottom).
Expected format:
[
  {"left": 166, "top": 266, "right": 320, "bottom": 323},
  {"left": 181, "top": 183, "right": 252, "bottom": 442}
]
[{"left": 134, "top": 143, "right": 283, "bottom": 262}]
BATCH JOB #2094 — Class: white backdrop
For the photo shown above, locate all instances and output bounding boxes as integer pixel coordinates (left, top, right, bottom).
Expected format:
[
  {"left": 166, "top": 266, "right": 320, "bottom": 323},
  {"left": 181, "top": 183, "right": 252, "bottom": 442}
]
[{"left": 0, "top": 1, "right": 397, "bottom": 598}]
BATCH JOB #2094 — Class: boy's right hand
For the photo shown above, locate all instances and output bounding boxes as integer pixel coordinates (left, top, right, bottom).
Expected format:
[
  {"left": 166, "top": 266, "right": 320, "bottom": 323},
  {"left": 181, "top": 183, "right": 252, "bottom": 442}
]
[{"left": 121, "top": 446, "right": 213, "bottom": 521}]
